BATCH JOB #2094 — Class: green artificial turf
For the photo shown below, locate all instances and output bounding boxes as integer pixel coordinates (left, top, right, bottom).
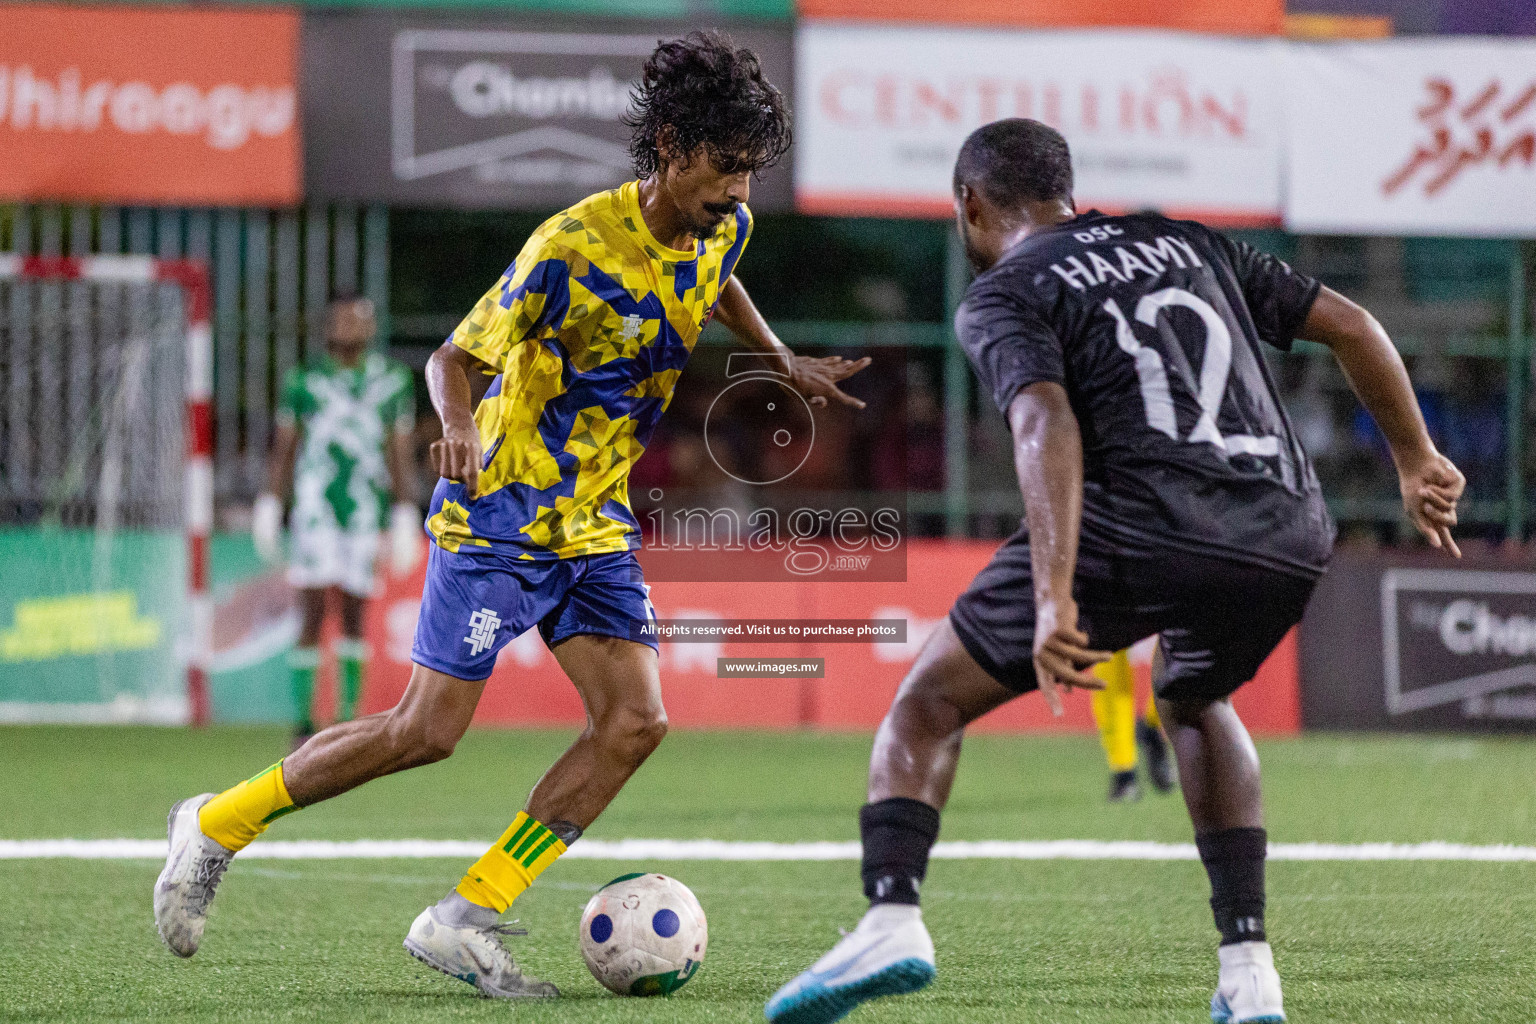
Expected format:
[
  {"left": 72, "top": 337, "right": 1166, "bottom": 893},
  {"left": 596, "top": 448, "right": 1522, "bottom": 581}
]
[{"left": 3, "top": 727, "right": 1536, "bottom": 1022}]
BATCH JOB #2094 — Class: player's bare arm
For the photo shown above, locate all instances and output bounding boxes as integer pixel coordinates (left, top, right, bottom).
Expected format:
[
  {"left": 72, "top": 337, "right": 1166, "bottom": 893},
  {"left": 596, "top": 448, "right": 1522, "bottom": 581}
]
[
  {"left": 266, "top": 422, "right": 298, "bottom": 502},
  {"left": 712, "top": 276, "right": 870, "bottom": 409},
  {"left": 1300, "top": 286, "right": 1467, "bottom": 556},
  {"left": 386, "top": 425, "right": 415, "bottom": 505},
  {"left": 425, "top": 342, "right": 491, "bottom": 497},
  {"left": 1007, "top": 381, "right": 1109, "bottom": 715}
]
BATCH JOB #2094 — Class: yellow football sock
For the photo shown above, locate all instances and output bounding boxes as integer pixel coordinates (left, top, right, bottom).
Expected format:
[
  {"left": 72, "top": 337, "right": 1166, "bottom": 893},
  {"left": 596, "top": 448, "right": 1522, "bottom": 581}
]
[
  {"left": 1090, "top": 649, "right": 1137, "bottom": 772},
  {"left": 456, "top": 811, "right": 569, "bottom": 912},
  {"left": 198, "top": 761, "right": 297, "bottom": 853}
]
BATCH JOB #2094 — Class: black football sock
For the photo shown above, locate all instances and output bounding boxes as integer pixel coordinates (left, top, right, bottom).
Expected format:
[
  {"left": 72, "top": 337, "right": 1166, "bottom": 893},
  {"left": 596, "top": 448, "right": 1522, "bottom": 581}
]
[
  {"left": 860, "top": 798, "right": 941, "bottom": 907},
  {"left": 1197, "top": 826, "right": 1268, "bottom": 945}
]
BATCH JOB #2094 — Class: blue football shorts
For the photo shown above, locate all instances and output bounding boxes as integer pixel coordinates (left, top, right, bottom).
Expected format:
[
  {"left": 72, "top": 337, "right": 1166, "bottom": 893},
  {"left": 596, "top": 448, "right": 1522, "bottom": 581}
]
[{"left": 411, "top": 544, "right": 659, "bottom": 682}]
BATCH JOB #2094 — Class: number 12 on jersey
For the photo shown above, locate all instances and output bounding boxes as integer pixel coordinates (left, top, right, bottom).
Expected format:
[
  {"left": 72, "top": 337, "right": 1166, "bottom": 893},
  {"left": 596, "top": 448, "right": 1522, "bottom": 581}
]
[{"left": 1103, "top": 288, "right": 1279, "bottom": 459}]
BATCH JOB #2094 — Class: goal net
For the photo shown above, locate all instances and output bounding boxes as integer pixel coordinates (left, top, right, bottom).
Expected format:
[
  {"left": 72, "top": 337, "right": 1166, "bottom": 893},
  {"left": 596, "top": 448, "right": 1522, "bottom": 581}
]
[{"left": 0, "top": 256, "right": 211, "bottom": 724}]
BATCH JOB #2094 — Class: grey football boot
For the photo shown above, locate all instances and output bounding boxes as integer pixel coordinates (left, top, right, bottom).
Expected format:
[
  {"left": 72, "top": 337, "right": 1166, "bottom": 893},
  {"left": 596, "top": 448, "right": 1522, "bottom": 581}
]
[
  {"left": 404, "top": 904, "right": 560, "bottom": 998},
  {"left": 153, "top": 794, "right": 235, "bottom": 957}
]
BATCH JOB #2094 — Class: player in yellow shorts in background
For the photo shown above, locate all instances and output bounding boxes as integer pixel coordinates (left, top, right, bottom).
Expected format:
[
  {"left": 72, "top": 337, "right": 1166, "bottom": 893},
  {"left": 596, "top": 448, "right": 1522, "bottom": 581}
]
[{"left": 1090, "top": 644, "right": 1174, "bottom": 802}]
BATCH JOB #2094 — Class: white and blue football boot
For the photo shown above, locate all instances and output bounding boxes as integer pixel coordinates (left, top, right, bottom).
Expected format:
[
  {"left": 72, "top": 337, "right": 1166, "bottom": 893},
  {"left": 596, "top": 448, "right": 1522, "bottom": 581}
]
[
  {"left": 765, "top": 903, "right": 936, "bottom": 1024},
  {"left": 1209, "top": 941, "right": 1286, "bottom": 1023}
]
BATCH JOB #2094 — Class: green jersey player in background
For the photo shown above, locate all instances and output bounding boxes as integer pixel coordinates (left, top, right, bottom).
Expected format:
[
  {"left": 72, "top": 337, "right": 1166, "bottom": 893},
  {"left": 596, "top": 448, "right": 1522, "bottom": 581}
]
[{"left": 252, "top": 294, "right": 423, "bottom": 746}]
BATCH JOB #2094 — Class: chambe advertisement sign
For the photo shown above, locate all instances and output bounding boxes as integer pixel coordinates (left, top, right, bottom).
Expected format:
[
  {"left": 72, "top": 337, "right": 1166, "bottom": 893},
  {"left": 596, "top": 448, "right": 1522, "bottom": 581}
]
[
  {"left": 304, "top": 14, "right": 794, "bottom": 211},
  {"left": 1301, "top": 553, "right": 1536, "bottom": 732},
  {"left": 1383, "top": 570, "right": 1536, "bottom": 725}
]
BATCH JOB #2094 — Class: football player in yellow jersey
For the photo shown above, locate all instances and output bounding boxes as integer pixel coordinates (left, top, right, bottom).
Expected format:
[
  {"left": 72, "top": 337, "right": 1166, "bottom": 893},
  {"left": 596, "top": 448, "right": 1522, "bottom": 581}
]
[
  {"left": 155, "top": 32, "right": 868, "bottom": 996},
  {"left": 1090, "top": 644, "right": 1174, "bottom": 803}
]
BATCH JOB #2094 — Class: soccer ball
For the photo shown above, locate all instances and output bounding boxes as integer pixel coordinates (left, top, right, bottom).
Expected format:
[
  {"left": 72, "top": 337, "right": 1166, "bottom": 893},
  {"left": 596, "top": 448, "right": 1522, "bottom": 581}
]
[{"left": 579, "top": 872, "right": 707, "bottom": 996}]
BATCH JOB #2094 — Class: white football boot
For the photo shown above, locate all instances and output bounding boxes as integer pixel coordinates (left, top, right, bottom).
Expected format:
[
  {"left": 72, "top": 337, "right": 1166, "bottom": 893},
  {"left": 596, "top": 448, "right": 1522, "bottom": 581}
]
[
  {"left": 765, "top": 903, "right": 936, "bottom": 1024},
  {"left": 1210, "top": 941, "right": 1286, "bottom": 1023},
  {"left": 153, "top": 794, "right": 235, "bottom": 958},
  {"left": 403, "top": 905, "right": 559, "bottom": 998}
]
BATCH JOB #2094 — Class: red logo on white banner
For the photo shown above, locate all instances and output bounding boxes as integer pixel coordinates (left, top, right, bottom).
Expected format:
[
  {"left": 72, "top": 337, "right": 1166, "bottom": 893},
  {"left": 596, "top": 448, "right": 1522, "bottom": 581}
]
[{"left": 1382, "top": 78, "right": 1536, "bottom": 198}]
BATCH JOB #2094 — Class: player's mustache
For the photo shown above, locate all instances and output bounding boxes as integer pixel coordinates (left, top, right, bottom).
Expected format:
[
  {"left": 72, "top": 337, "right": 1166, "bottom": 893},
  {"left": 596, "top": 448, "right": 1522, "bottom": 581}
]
[{"left": 703, "top": 201, "right": 739, "bottom": 218}]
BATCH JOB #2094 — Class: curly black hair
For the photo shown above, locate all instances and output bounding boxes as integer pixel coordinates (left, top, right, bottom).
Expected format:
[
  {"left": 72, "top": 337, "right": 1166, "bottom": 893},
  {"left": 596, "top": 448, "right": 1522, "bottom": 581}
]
[{"left": 625, "top": 30, "right": 791, "bottom": 178}]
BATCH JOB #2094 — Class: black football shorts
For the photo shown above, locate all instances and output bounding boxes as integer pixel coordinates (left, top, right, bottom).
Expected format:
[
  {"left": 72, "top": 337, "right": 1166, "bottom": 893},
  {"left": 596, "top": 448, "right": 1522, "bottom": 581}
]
[{"left": 948, "top": 526, "right": 1320, "bottom": 703}]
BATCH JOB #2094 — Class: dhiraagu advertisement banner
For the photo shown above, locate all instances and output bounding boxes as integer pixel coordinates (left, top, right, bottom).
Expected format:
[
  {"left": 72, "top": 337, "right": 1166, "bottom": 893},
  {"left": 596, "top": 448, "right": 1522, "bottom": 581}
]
[{"left": 0, "top": 528, "right": 186, "bottom": 722}]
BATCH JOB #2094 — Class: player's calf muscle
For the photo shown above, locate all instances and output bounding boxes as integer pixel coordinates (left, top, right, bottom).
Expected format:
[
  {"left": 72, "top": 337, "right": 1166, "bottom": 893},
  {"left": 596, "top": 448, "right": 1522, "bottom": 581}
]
[
  {"left": 867, "top": 622, "right": 1018, "bottom": 806},
  {"left": 868, "top": 681, "right": 977, "bottom": 806},
  {"left": 283, "top": 665, "right": 482, "bottom": 805},
  {"left": 522, "top": 704, "right": 666, "bottom": 830},
  {"left": 571, "top": 694, "right": 668, "bottom": 799},
  {"left": 868, "top": 720, "right": 961, "bottom": 808}
]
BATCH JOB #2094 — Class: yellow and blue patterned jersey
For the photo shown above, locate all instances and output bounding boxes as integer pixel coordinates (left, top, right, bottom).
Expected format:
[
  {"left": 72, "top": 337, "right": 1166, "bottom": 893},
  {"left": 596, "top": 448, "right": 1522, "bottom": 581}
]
[{"left": 426, "top": 180, "right": 752, "bottom": 560}]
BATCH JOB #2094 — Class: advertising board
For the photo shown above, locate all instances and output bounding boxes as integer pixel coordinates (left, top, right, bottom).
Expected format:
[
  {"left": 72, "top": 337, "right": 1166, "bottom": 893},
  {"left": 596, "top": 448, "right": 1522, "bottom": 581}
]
[
  {"left": 796, "top": 23, "right": 1283, "bottom": 223},
  {"left": 305, "top": 14, "right": 794, "bottom": 211},
  {"left": 1285, "top": 40, "right": 1536, "bottom": 236},
  {"left": 1302, "top": 551, "right": 1536, "bottom": 731},
  {"left": 0, "top": 5, "right": 300, "bottom": 205}
]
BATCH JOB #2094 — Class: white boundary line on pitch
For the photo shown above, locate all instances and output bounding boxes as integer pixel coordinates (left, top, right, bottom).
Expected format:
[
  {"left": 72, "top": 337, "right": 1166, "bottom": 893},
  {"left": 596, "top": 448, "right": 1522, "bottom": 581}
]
[{"left": 5, "top": 838, "right": 1536, "bottom": 862}]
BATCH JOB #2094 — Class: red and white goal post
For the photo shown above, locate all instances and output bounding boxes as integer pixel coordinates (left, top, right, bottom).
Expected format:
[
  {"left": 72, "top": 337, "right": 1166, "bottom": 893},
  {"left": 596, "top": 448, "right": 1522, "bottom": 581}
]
[{"left": 0, "top": 254, "right": 213, "bottom": 725}]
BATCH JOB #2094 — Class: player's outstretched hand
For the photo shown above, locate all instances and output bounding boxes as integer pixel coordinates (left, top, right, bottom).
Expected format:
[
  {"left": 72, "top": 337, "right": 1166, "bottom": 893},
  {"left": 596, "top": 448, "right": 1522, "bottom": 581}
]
[
  {"left": 1032, "top": 597, "right": 1111, "bottom": 717},
  {"left": 1399, "top": 449, "right": 1466, "bottom": 558},
  {"left": 790, "top": 354, "right": 872, "bottom": 409},
  {"left": 431, "top": 424, "right": 483, "bottom": 498}
]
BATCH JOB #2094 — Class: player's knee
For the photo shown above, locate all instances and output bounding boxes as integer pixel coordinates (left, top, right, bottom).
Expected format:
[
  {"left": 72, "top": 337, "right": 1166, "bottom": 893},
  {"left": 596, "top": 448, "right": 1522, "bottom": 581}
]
[
  {"left": 888, "top": 678, "right": 967, "bottom": 738},
  {"left": 386, "top": 708, "right": 461, "bottom": 766},
  {"left": 594, "top": 703, "right": 668, "bottom": 763},
  {"left": 409, "top": 728, "right": 460, "bottom": 766},
  {"left": 1158, "top": 696, "right": 1220, "bottom": 731}
]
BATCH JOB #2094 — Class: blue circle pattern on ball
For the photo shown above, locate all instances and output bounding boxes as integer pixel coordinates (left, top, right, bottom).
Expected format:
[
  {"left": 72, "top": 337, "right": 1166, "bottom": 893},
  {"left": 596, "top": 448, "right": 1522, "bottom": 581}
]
[
  {"left": 590, "top": 913, "right": 613, "bottom": 944},
  {"left": 652, "top": 908, "right": 680, "bottom": 938}
]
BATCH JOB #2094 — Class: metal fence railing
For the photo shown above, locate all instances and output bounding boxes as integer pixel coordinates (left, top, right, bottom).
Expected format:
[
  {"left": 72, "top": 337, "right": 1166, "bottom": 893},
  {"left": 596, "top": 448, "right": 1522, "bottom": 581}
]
[
  {"left": 6, "top": 204, "right": 1529, "bottom": 544},
  {"left": 0, "top": 204, "right": 389, "bottom": 507}
]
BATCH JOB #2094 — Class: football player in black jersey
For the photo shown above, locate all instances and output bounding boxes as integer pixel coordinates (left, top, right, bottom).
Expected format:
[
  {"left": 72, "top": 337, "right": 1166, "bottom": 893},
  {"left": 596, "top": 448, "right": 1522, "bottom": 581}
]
[{"left": 767, "top": 119, "right": 1465, "bottom": 1024}]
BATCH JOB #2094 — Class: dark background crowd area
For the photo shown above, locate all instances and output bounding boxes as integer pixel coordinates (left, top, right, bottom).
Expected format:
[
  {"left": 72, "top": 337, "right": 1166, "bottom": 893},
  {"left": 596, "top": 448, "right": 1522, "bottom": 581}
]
[{"left": 387, "top": 212, "right": 1533, "bottom": 548}]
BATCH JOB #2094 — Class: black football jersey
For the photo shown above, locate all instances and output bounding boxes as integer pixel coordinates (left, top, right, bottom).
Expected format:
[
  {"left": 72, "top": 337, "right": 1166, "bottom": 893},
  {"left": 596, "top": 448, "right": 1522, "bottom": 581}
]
[{"left": 956, "top": 210, "right": 1335, "bottom": 577}]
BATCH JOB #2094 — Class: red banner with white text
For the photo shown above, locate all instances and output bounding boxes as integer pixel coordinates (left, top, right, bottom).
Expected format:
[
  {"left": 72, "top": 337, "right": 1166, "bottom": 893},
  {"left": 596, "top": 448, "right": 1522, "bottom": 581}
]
[
  {"left": 362, "top": 540, "right": 1300, "bottom": 735},
  {"left": 797, "top": 0, "right": 1284, "bottom": 36},
  {"left": 0, "top": 5, "right": 300, "bottom": 205}
]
